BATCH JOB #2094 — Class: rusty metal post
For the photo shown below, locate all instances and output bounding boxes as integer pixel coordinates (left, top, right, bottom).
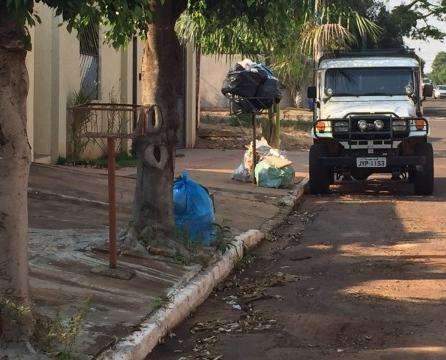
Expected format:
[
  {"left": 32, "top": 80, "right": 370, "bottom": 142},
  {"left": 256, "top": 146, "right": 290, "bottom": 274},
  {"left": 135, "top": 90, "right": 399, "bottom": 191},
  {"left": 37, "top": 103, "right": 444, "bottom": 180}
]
[
  {"left": 107, "top": 137, "right": 118, "bottom": 269},
  {"left": 252, "top": 113, "right": 257, "bottom": 184}
]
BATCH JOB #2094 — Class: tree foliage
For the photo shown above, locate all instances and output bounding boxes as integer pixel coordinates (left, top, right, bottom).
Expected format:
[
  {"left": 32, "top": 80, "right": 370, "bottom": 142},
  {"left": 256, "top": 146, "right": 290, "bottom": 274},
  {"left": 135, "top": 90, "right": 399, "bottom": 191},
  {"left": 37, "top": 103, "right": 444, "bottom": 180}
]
[
  {"left": 345, "top": 0, "right": 446, "bottom": 48},
  {"left": 391, "top": 0, "right": 446, "bottom": 40},
  {"left": 5, "top": 0, "right": 160, "bottom": 48},
  {"left": 176, "top": 0, "right": 381, "bottom": 102},
  {"left": 431, "top": 51, "right": 446, "bottom": 84}
]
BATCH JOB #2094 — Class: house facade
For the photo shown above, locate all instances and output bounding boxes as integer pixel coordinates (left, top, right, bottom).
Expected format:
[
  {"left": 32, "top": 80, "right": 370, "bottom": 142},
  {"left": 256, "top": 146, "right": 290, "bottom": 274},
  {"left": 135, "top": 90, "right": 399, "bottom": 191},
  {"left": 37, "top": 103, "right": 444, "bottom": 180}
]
[{"left": 26, "top": 3, "right": 197, "bottom": 164}]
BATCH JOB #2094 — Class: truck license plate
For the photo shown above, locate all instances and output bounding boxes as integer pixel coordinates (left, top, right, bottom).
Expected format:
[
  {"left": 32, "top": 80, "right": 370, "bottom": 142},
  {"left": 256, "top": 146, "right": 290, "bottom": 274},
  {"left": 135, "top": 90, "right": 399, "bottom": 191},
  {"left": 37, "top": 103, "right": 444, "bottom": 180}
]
[{"left": 356, "top": 157, "right": 387, "bottom": 168}]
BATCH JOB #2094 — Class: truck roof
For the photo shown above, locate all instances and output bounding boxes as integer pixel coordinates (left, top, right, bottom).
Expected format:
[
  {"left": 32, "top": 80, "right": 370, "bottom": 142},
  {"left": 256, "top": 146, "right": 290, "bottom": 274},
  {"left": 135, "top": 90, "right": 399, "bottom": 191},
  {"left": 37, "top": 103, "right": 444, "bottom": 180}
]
[
  {"left": 318, "top": 49, "right": 421, "bottom": 69},
  {"left": 319, "top": 57, "right": 420, "bottom": 69}
]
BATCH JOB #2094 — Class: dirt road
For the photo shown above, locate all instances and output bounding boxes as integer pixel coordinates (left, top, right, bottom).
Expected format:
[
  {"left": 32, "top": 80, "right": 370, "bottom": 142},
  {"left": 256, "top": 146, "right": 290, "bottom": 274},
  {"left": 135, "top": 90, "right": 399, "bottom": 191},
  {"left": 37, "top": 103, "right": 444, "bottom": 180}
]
[{"left": 151, "top": 101, "right": 446, "bottom": 360}]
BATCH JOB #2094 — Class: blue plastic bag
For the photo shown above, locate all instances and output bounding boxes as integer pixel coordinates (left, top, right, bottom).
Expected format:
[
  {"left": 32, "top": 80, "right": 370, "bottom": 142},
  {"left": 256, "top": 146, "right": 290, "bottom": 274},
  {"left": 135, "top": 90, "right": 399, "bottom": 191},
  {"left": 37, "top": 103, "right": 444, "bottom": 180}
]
[{"left": 173, "top": 172, "right": 215, "bottom": 246}]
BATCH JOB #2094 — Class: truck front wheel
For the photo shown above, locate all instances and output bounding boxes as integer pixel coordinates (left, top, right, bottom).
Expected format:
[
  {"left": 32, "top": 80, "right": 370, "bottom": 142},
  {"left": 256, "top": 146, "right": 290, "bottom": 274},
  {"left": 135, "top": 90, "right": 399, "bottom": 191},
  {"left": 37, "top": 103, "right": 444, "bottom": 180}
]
[
  {"left": 414, "top": 142, "right": 434, "bottom": 195},
  {"left": 309, "top": 144, "right": 331, "bottom": 194}
]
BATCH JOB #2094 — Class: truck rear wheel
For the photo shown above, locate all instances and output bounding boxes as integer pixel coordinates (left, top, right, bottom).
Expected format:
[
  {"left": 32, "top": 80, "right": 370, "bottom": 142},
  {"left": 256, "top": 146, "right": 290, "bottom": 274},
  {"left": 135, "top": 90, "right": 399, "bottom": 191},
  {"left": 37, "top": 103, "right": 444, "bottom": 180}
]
[
  {"left": 309, "top": 144, "right": 331, "bottom": 194},
  {"left": 414, "top": 142, "right": 434, "bottom": 195}
]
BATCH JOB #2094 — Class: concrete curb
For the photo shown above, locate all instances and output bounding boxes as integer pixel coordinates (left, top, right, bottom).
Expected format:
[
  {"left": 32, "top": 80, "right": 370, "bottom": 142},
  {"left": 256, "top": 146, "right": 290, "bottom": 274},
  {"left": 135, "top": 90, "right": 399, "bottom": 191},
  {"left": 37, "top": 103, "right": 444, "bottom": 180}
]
[
  {"left": 97, "top": 179, "right": 308, "bottom": 360},
  {"left": 28, "top": 188, "right": 108, "bottom": 207}
]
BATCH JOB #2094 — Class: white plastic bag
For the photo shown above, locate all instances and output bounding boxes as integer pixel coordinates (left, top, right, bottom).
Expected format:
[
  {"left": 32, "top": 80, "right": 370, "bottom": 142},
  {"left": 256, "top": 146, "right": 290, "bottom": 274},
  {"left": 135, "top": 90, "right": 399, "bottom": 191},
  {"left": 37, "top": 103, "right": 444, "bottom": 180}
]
[{"left": 232, "top": 162, "right": 251, "bottom": 182}]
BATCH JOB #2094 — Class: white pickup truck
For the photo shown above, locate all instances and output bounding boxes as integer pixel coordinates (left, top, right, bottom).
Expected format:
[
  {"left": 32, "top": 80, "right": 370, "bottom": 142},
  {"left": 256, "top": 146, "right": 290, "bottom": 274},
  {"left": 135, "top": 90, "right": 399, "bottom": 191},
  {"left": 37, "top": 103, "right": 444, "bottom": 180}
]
[{"left": 307, "top": 50, "right": 434, "bottom": 195}]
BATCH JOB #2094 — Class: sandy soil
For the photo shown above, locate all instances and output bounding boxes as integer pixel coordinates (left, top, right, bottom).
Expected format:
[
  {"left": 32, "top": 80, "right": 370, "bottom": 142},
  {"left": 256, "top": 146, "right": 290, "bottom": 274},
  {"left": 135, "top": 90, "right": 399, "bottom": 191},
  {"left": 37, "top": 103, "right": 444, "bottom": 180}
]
[{"left": 196, "top": 123, "right": 312, "bottom": 151}]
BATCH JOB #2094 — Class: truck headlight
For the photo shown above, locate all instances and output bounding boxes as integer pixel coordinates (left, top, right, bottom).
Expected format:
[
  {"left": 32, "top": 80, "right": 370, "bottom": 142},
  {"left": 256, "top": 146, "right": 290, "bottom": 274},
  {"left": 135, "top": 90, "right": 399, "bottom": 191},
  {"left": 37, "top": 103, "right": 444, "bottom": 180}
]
[
  {"left": 392, "top": 120, "right": 407, "bottom": 132},
  {"left": 358, "top": 120, "right": 368, "bottom": 131},
  {"left": 374, "top": 119, "right": 385, "bottom": 130},
  {"left": 334, "top": 121, "right": 349, "bottom": 132}
]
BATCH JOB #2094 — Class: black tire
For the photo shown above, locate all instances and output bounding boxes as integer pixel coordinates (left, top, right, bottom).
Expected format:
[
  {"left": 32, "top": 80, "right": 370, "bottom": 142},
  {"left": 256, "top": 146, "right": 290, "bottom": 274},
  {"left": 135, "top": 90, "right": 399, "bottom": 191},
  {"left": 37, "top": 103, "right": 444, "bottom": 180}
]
[
  {"left": 414, "top": 142, "right": 434, "bottom": 195},
  {"left": 309, "top": 144, "right": 331, "bottom": 194},
  {"left": 329, "top": 170, "right": 335, "bottom": 185},
  {"left": 408, "top": 167, "right": 416, "bottom": 183}
]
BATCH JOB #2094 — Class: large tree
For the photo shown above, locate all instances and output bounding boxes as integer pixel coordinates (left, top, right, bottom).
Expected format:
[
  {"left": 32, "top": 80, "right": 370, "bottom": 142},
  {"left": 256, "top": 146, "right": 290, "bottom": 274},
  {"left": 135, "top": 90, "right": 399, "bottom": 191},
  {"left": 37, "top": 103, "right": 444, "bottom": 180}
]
[
  {"left": 0, "top": 0, "right": 177, "bottom": 340},
  {"left": 1, "top": 0, "right": 325, "bottom": 341},
  {"left": 431, "top": 51, "right": 446, "bottom": 84},
  {"left": 337, "top": 0, "right": 446, "bottom": 48}
]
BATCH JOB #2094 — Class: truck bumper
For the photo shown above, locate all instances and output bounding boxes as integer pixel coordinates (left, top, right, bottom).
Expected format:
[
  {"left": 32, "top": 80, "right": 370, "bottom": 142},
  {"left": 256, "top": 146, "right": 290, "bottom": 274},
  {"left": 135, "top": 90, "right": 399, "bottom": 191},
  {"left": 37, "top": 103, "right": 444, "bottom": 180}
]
[{"left": 319, "top": 155, "right": 426, "bottom": 168}]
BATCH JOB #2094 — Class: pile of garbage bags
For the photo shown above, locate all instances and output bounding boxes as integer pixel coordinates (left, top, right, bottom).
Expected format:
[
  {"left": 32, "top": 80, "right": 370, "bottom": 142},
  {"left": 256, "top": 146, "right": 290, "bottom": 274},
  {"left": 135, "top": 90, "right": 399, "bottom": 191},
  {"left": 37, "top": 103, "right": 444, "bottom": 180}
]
[
  {"left": 173, "top": 172, "right": 215, "bottom": 246},
  {"left": 222, "top": 59, "right": 281, "bottom": 113},
  {"left": 232, "top": 138, "right": 295, "bottom": 189}
]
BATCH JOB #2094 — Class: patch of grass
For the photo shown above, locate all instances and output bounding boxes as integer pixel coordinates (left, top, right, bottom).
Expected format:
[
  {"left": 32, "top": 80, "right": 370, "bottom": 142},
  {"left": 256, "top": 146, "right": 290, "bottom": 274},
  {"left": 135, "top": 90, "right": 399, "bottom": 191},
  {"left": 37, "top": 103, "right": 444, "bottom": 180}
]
[
  {"left": 234, "top": 253, "right": 256, "bottom": 272},
  {"left": 280, "top": 119, "right": 313, "bottom": 132},
  {"left": 33, "top": 298, "right": 91, "bottom": 358},
  {"left": 56, "top": 152, "right": 137, "bottom": 168},
  {"left": 116, "top": 152, "right": 138, "bottom": 167},
  {"left": 172, "top": 251, "right": 191, "bottom": 266},
  {"left": 213, "top": 224, "right": 236, "bottom": 254},
  {"left": 202, "top": 113, "right": 312, "bottom": 132},
  {"left": 151, "top": 295, "right": 171, "bottom": 311}
]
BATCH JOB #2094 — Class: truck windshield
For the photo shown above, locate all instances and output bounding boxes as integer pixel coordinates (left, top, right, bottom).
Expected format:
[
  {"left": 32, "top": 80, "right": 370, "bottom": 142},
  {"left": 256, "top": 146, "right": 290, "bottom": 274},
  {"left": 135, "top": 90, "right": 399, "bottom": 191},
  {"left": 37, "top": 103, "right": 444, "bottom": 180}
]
[{"left": 325, "top": 67, "right": 415, "bottom": 96}]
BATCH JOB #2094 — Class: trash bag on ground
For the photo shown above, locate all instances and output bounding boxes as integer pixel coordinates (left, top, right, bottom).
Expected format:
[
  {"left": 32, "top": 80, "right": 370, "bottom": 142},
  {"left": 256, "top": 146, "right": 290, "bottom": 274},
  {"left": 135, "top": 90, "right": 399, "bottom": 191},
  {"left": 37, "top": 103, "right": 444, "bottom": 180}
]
[
  {"left": 173, "top": 172, "right": 215, "bottom": 246},
  {"left": 244, "top": 137, "right": 272, "bottom": 173},
  {"left": 232, "top": 162, "right": 251, "bottom": 183},
  {"left": 255, "top": 160, "right": 295, "bottom": 189},
  {"left": 232, "top": 138, "right": 294, "bottom": 186}
]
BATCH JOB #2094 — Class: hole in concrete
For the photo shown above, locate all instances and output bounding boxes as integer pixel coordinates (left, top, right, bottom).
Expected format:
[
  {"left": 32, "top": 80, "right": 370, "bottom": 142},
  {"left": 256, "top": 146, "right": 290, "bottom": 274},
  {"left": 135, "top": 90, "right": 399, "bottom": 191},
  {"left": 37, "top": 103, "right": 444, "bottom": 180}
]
[
  {"left": 154, "top": 145, "right": 161, "bottom": 162},
  {"left": 151, "top": 109, "right": 157, "bottom": 128}
]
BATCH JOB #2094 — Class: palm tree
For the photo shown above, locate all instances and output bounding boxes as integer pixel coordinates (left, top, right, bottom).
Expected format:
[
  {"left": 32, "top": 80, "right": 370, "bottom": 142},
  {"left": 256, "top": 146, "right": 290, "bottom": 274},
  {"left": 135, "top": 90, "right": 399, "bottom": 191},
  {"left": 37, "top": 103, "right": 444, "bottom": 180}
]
[{"left": 299, "top": 0, "right": 381, "bottom": 60}]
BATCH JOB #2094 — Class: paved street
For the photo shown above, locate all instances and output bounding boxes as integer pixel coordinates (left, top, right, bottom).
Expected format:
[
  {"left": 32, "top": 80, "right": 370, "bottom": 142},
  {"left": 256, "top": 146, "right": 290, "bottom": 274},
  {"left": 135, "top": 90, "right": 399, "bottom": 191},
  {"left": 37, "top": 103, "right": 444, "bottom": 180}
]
[{"left": 152, "top": 100, "right": 446, "bottom": 360}]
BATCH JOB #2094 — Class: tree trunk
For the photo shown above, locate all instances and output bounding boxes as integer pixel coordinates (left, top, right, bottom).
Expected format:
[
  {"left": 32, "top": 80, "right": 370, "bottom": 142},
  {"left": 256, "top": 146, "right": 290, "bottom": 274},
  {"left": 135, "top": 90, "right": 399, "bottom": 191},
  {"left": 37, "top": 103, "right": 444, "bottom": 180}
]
[
  {"left": 0, "top": 7, "right": 33, "bottom": 340},
  {"left": 126, "top": 0, "right": 187, "bottom": 253}
]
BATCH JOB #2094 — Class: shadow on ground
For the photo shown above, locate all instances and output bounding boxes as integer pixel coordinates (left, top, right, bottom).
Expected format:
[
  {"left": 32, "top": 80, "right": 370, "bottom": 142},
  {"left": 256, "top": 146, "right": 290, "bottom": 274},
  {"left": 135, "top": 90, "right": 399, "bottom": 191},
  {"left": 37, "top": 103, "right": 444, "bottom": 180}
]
[{"left": 152, "top": 174, "right": 446, "bottom": 360}]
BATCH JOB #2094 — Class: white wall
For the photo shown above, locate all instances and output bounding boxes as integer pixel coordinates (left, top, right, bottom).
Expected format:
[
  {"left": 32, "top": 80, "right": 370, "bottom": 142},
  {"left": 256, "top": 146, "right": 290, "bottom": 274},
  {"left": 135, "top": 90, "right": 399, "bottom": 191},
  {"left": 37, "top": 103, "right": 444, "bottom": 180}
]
[
  {"left": 200, "top": 55, "right": 239, "bottom": 110},
  {"left": 54, "top": 23, "right": 81, "bottom": 160},
  {"left": 27, "top": 10, "right": 200, "bottom": 160},
  {"left": 185, "top": 43, "right": 197, "bottom": 148},
  {"left": 99, "top": 30, "right": 124, "bottom": 102},
  {"left": 26, "top": 27, "right": 35, "bottom": 161},
  {"left": 32, "top": 3, "right": 54, "bottom": 158}
]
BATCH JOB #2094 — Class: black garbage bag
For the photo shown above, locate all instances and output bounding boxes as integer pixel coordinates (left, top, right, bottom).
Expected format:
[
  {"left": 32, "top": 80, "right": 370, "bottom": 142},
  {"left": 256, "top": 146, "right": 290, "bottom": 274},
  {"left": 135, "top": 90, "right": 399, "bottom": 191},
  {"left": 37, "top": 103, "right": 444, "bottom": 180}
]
[
  {"left": 255, "top": 77, "right": 282, "bottom": 108},
  {"left": 221, "top": 69, "right": 263, "bottom": 98},
  {"left": 222, "top": 61, "right": 281, "bottom": 112}
]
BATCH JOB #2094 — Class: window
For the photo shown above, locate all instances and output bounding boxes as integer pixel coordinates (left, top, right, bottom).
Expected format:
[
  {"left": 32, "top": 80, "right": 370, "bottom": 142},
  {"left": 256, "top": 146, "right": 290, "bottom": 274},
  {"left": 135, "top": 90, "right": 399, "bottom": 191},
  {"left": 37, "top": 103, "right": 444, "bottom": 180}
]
[
  {"left": 79, "top": 23, "right": 100, "bottom": 100},
  {"left": 325, "top": 67, "right": 415, "bottom": 97}
]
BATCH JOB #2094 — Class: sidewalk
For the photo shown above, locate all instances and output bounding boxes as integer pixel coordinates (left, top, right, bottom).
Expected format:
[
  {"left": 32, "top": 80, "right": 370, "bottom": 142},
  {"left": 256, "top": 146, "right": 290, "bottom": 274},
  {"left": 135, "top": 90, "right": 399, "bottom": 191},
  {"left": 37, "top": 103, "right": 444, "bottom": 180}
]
[{"left": 26, "top": 149, "right": 307, "bottom": 357}]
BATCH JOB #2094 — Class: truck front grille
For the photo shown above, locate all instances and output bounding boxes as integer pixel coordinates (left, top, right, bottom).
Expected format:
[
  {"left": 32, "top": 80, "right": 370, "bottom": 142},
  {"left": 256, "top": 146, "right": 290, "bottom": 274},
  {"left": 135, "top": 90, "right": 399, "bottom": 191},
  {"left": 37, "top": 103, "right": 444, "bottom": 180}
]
[{"left": 333, "top": 115, "right": 409, "bottom": 140}]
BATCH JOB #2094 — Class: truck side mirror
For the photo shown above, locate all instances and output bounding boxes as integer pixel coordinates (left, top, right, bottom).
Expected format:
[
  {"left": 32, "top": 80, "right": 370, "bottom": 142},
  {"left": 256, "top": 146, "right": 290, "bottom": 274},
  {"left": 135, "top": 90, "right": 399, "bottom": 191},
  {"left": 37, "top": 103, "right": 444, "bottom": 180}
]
[
  {"left": 307, "top": 86, "right": 317, "bottom": 99},
  {"left": 423, "top": 84, "right": 433, "bottom": 98}
]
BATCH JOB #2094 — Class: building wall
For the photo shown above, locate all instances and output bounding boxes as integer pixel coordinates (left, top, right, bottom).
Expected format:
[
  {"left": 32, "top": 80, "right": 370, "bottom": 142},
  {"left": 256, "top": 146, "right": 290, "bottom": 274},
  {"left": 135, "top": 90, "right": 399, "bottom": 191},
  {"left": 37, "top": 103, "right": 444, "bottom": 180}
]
[
  {"left": 100, "top": 30, "right": 125, "bottom": 102},
  {"left": 27, "top": 7, "right": 198, "bottom": 161},
  {"left": 29, "top": 3, "right": 140, "bottom": 162},
  {"left": 199, "top": 55, "right": 297, "bottom": 111},
  {"left": 32, "top": 3, "right": 54, "bottom": 161},
  {"left": 185, "top": 44, "right": 197, "bottom": 148},
  {"left": 200, "top": 55, "right": 238, "bottom": 110},
  {"left": 54, "top": 23, "right": 81, "bottom": 161}
]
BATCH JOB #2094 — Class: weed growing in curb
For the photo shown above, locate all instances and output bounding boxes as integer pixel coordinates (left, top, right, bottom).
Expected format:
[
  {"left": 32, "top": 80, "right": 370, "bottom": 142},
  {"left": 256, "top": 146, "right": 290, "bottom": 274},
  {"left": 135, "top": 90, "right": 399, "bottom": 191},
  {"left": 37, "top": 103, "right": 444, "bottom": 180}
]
[
  {"left": 151, "top": 295, "right": 171, "bottom": 311},
  {"left": 33, "top": 298, "right": 91, "bottom": 358}
]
